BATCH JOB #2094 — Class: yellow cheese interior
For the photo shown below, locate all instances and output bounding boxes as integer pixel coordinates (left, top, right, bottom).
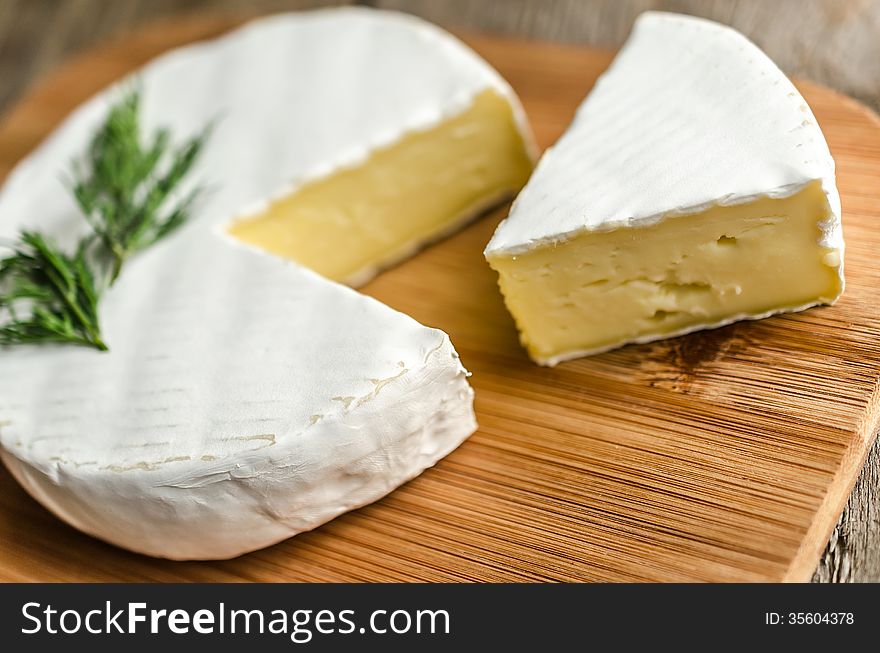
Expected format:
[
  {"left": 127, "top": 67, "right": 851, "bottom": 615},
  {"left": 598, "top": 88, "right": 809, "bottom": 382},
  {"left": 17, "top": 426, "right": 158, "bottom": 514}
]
[
  {"left": 487, "top": 182, "right": 843, "bottom": 364},
  {"left": 229, "top": 89, "right": 533, "bottom": 285}
]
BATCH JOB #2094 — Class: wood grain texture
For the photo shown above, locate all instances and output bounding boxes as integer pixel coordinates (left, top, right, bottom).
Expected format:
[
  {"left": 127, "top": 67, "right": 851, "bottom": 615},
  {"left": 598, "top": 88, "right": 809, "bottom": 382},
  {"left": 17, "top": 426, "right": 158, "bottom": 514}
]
[{"left": 1, "top": 14, "right": 879, "bottom": 582}]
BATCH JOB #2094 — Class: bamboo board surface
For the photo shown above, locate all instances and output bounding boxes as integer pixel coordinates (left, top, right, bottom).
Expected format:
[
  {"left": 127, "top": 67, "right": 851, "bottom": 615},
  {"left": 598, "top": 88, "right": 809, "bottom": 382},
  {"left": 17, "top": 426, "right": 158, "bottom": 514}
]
[{"left": 1, "top": 14, "right": 879, "bottom": 583}]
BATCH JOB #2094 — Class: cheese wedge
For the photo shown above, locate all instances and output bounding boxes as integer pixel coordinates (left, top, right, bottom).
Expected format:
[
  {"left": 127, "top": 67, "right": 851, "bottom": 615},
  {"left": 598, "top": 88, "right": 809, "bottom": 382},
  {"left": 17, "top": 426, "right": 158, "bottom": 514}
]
[
  {"left": 485, "top": 12, "right": 844, "bottom": 366},
  {"left": 0, "top": 9, "right": 532, "bottom": 560}
]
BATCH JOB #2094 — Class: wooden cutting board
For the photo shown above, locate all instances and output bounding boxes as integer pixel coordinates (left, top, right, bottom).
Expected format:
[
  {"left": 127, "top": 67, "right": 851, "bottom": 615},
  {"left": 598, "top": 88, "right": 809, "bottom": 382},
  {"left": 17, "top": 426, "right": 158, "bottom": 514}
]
[{"left": 1, "top": 13, "right": 879, "bottom": 583}]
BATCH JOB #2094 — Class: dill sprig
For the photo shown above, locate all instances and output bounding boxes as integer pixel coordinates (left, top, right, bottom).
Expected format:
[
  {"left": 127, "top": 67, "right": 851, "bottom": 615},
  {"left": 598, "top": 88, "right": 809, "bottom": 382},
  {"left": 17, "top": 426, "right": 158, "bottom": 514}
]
[
  {"left": 0, "top": 89, "right": 209, "bottom": 351},
  {"left": 0, "top": 232, "right": 105, "bottom": 350},
  {"left": 71, "top": 91, "right": 209, "bottom": 283}
]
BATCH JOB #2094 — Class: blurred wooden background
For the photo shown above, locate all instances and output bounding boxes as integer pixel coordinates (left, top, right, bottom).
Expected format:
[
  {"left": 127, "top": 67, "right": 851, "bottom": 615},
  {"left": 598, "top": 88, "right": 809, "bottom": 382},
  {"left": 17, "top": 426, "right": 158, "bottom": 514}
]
[{"left": 1, "top": 0, "right": 878, "bottom": 582}]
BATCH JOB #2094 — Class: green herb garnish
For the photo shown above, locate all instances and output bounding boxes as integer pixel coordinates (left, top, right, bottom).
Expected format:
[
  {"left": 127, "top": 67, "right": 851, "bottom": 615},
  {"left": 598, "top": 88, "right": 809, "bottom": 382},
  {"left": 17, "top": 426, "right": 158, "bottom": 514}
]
[{"left": 0, "top": 89, "right": 210, "bottom": 351}]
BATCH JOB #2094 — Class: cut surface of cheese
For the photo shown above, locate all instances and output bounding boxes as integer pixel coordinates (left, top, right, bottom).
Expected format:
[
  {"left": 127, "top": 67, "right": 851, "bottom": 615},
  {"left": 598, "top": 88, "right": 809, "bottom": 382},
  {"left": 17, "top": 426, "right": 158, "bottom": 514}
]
[
  {"left": 485, "top": 12, "right": 844, "bottom": 365},
  {"left": 0, "top": 8, "right": 534, "bottom": 559},
  {"left": 229, "top": 89, "right": 533, "bottom": 285},
  {"left": 490, "top": 182, "right": 841, "bottom": 363}
]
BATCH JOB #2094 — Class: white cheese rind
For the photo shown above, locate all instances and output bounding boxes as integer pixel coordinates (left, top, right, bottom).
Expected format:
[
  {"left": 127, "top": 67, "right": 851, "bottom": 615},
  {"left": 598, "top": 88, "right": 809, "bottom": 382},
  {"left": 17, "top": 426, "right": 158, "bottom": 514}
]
[
  {"left": 1, "top": 322, "right": 474, "bottom": 560},
  {"left": 484, "top": 11, "right": 844, "bottom": 279},
  {"left": 0, "top": 8, "right": 498, "bottom": 559}
]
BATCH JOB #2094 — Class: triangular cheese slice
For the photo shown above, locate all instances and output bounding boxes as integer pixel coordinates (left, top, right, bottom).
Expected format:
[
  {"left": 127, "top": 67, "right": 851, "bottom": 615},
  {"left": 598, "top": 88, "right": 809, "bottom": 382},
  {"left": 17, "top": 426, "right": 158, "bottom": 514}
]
[{"left": 485, "top": 12, "right": 844, "bottom": 365}]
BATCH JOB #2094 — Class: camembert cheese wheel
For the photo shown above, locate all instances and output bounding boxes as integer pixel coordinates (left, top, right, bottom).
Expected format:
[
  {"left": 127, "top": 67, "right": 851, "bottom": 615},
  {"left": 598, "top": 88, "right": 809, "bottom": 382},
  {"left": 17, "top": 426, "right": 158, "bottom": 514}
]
[{"left": 0, "top": 9, "right": 534, "bottom": 559}]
